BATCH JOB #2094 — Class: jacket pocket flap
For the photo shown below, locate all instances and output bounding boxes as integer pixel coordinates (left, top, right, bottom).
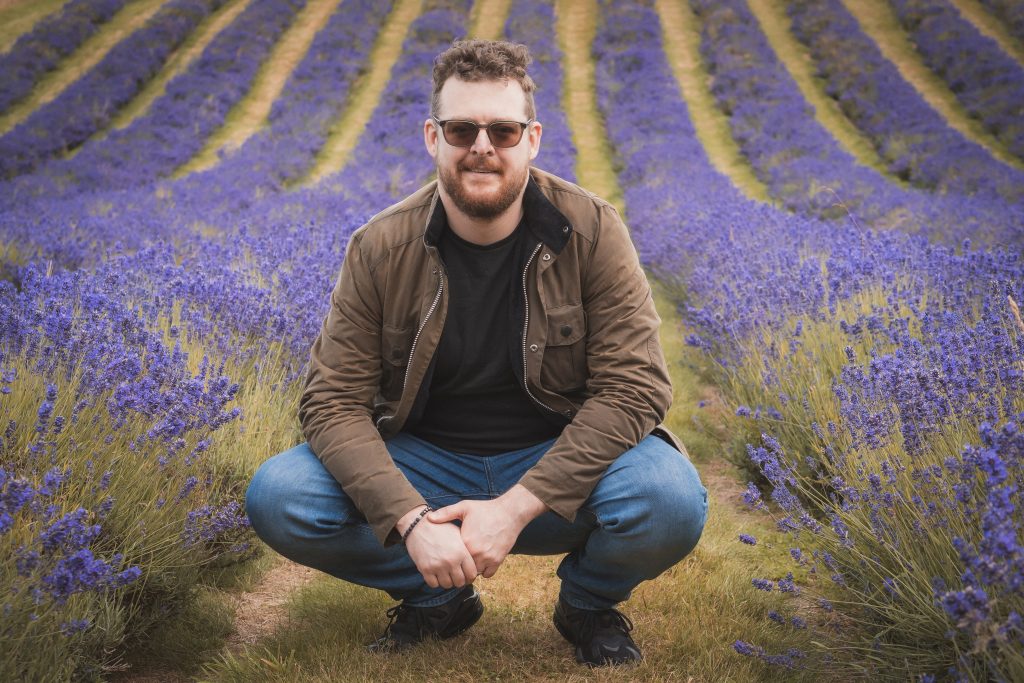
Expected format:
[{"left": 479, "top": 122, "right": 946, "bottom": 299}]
[{"left": 545, "top": 305, "right": 586, "bottom": 346}]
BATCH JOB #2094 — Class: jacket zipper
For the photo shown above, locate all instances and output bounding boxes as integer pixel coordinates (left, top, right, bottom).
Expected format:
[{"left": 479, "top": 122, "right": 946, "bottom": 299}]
[
  {"left": 376, "top": 274, "right": 444, "bottom": 429},
  {"left": 521, "top": 243, "right": 558, "bottom": 415}
]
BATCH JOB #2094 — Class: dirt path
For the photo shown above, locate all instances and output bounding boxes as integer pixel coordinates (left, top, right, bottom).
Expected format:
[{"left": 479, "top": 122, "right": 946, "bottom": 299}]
[
  {"left": 653, "top": 0, "right": 771, "bottom": 203},
  {"left": 224, "top": 557, "right": 319, "bottom": 652},
  {"left": 177, "top": 0, "right": 345, "bottom": 176},
  {"left": 842, "top": 0, "right": 1024, "bottom": 171},
  {"left": 0, "top": 0, "right": 167, "bottom": 136}
]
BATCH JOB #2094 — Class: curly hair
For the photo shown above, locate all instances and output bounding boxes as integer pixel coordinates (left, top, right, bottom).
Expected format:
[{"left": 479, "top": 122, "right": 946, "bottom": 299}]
[{"left": 430, "top": 39, "right": 537, "bottom": 119}]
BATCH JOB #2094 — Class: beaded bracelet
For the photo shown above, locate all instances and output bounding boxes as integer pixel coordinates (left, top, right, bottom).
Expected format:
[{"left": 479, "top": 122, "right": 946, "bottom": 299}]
[{"left": 400, "top": 505, "right": 433, "bottom": 544}]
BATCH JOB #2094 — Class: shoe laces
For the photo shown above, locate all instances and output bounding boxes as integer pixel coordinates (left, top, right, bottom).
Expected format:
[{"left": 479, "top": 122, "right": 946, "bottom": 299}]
[
  {"left": 573, "top": 607, "right": 634, "bottom": 643},
  {"left": 384, "top": 602, "right": 429, "bottom": 638}
]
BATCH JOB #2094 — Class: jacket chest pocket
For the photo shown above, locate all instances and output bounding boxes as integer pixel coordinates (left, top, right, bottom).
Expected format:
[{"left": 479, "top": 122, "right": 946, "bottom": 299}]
[
  {"left": 380, "top": 326, "right": 414, "bottom": 401},
  {"left": 541, "top": 305, "right": 587, "bottom": 392}
]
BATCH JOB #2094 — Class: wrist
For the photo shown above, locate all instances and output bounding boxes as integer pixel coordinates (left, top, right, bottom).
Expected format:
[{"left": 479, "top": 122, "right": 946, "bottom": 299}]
[
  {"left": 396, "top": 504, "right": 430, "bottom": 537},
  {"left": 500, "top": 484, "right": 548, "bottom": 526}
]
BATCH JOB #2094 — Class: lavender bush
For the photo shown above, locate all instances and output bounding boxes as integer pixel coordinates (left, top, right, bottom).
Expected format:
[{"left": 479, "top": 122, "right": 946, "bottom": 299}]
[{"left": 0, "top": 259, "right": 251, "bottom": 678}]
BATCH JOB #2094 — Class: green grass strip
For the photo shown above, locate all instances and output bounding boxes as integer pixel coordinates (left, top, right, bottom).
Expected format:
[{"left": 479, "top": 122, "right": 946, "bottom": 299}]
[
  {"left": 654, "top": 0, "right": 772, "bottom": 203},
  {"left": 0, "top": 0, "right": 67, "bottom": 55},
  {"left": 467, "top": 0, "right": 511, "bottom": 40},
  {"left": 948, "top": 0, "right": 1024, "bottom": 66},
  {"left": 0, "top": 0, "right": 167, "bottom": 137},
  {"left": 843, "top": 0, "right": 1024, "bottom": 171},
  {"left": 747, "top": 0, "right": 898, "bottom": 181},
  {"left": 300, "top": 0, "right": 424, "bottom": 186},
  {"left": 176, "top": 0, "right": 345, "bottom": 177}
]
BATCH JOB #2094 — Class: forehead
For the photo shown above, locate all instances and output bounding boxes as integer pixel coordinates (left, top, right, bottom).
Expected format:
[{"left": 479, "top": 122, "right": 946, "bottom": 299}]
[{"left": 436, "top": 77, "right": 529, "bottom": 120}]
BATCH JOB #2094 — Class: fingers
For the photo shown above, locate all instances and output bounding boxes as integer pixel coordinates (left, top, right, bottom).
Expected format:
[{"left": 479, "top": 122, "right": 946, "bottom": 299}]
[
  {"left": 482, "top": 564, "right": 499, "bottom": 579},
  {"left": 427, "top": 502, "right": 466, "bottom": 524}
]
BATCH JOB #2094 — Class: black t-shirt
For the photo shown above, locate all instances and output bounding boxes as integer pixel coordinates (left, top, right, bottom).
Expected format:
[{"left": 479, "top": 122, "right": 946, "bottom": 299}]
[{"left": 410, "top": 222, "right": 563, "bottom": 455}]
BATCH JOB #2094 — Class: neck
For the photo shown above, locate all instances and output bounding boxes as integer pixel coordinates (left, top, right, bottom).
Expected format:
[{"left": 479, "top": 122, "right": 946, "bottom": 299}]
[{"left": 439, "top": 185, "right": 527, "bottom": 246}]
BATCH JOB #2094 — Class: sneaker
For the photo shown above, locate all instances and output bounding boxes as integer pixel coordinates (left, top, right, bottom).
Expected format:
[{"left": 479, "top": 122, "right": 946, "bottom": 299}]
[
  {"left": 553, "top": 598, "right": 642, "bottom": 667},
  {"left": 367, "top": 584, "right": 483, "bottom": 652}
]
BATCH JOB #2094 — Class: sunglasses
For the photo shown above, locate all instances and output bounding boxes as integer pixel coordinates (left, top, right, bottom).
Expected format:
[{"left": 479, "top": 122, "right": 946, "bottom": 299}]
[{"left": 432, "top": 117, "right": 534, "bottom": 148}]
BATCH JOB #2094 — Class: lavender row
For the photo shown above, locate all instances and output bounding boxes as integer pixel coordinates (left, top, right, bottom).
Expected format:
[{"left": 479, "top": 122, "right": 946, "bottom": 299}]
[
  {"left": 595, "top": 1, "right": 1024, "bottom": 676},
  {"left": 689, "top": 0, "right": 1023, "bottom": 247},
  {"left": 978, "top": 0, "right": 1024, "bottom": 44},
  {"left": 0, "top": 0, "right": 128, "bottom": 115},
  {"left": 1, "top": 0, "right": 308, "bottom": 207},
  {"left": 891, "top": 0, "right": 1024, "bottom": 160},
  {"left": 0, "top": 0, "right": 227, "bottom": 180},
  {"left": 786, "top": 0, "right": 1024, "bottom": 204},
  {"left": 503, "top": 0, "right": 576, "bottom": 182}
]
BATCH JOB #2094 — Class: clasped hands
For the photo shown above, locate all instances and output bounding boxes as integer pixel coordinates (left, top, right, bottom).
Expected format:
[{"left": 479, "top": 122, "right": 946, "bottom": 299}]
[{"left": 398, "top": 484, "right": 547, "bottom": 589}]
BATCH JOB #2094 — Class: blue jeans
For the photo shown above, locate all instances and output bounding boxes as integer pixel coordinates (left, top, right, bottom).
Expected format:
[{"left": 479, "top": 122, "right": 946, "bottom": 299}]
[{"left": 245, "top": 433, "right": 708, "bottom": 610}]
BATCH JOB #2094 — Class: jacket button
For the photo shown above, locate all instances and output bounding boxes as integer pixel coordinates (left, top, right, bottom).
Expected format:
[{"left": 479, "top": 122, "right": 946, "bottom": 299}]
[
  {"left": 564, "top": 409, "right": 574, "bottom": 418},
  {"left": 560, "top": 325, "right": 572, "bottom": 337},
  {"left": 562, "top": 225, "right": 570, "bottom": 233},
  {"left": 542, "top": 253, "right": 551, "bottom": 261},
  {"left": 529, "top": 344, "right": 539, "bottom": 352}
]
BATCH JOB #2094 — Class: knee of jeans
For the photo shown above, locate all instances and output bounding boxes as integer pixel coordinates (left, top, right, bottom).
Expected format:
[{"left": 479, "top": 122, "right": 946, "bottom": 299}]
[
  {"left": 629, "top": 470, "right": 708, "bottom": 568},
  {"left": 245, "top": 458, "right": 285, "bottom": 545}
]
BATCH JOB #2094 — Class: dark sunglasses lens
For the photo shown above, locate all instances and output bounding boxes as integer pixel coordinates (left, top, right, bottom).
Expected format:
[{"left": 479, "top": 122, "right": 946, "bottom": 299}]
[
  {"left": 442, "top": 121, "right": 478, "bottom": 146},
  {"left": 488, "top": 122, "right": 523, "bottom": 147}
]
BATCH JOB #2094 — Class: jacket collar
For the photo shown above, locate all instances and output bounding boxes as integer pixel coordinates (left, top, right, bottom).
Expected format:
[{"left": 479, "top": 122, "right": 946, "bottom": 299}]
[{"left": 424, "top": 171, "right": 573, "bottom": 253}]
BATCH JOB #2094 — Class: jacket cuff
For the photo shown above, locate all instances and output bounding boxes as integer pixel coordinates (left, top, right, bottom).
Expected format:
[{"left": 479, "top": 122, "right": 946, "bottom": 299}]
[{"left": 517, "top": 463, "right": 580, "bottom": 523}]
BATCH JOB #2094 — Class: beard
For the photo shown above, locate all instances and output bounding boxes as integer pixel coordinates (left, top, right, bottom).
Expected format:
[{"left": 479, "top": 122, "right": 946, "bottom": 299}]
[{"left": 437, "top": 157, "right": 527, "bottom": 220}]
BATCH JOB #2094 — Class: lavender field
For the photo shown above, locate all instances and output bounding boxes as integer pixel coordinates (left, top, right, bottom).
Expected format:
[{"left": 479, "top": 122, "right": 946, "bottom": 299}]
[{"left": 1, "top": 0, "right": 1021, "bottom": 679}]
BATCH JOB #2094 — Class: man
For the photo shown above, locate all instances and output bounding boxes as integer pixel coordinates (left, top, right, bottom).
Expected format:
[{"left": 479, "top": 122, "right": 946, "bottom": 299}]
[{"left": 246, "top": 39, "right": 707, "bottom": 667}]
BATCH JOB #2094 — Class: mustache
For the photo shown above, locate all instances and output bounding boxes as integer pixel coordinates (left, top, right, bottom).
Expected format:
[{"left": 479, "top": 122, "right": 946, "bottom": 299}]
[{"left": 458, "top": 160, "right": 502, "bottom": 173}]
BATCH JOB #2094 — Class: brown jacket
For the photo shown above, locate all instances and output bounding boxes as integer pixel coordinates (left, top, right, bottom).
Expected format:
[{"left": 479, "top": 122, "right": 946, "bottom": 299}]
[{"left": 299, "top": 168, "right": 679, "bottom": 544}]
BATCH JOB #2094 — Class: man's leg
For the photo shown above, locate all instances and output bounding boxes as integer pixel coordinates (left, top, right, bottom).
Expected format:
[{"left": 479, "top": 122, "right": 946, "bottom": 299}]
[
  {"left": 511, "top": 434, "right": 708, "bottom": 610},
  {"left": 244, "top": 434, "right": 489, "bottom": 607}
]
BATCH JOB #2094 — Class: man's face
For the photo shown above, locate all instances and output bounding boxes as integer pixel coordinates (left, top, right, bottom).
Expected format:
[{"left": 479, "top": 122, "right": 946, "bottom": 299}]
[{"left": 424, "top": 78, "right": 542, "bottom": 220}]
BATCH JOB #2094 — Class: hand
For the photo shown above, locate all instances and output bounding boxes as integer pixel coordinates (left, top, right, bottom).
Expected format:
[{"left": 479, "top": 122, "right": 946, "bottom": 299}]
[
  {"left": 427, "top": 485, "right": 548, "bottom": 579},
  {"left": 399, "top": 506, "right": 477, "bottom": 589}
]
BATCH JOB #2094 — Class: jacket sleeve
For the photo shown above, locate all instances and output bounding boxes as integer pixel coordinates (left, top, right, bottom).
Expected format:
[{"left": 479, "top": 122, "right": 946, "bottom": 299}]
[
  {"left": 298, "top": 231, "right": 426, "bottom": 545},
  {"left": 517, "top": 203, "right": 673, "bottom": 521}
]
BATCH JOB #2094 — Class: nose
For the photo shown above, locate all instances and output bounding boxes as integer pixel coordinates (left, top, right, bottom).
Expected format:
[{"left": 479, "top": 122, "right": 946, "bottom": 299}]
[{"left": 469, "top": 125, "right": 495, "bottom": 154}]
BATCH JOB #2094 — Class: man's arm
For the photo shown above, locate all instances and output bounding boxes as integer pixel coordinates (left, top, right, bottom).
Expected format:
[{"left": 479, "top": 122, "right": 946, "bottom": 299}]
[
  {"left": 298, "top": 231, "right": 426, "bottom": 545},
  {"left": 516, "top": 202, "right": 673, "bottom": 521}
]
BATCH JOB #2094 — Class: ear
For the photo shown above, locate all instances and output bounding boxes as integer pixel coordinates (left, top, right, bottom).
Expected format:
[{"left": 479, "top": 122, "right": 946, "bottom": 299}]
[
  {"left": 527, "top": 120, "right": 542, "bottom": 161},
  {"left": 424, "top": 118, "right": 439, "bottom": 158}
]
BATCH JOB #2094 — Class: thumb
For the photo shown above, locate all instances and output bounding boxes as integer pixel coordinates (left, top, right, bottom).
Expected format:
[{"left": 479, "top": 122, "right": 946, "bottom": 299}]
[{"left": 428, "top": 502, "right": 467, "bottom": 523}]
